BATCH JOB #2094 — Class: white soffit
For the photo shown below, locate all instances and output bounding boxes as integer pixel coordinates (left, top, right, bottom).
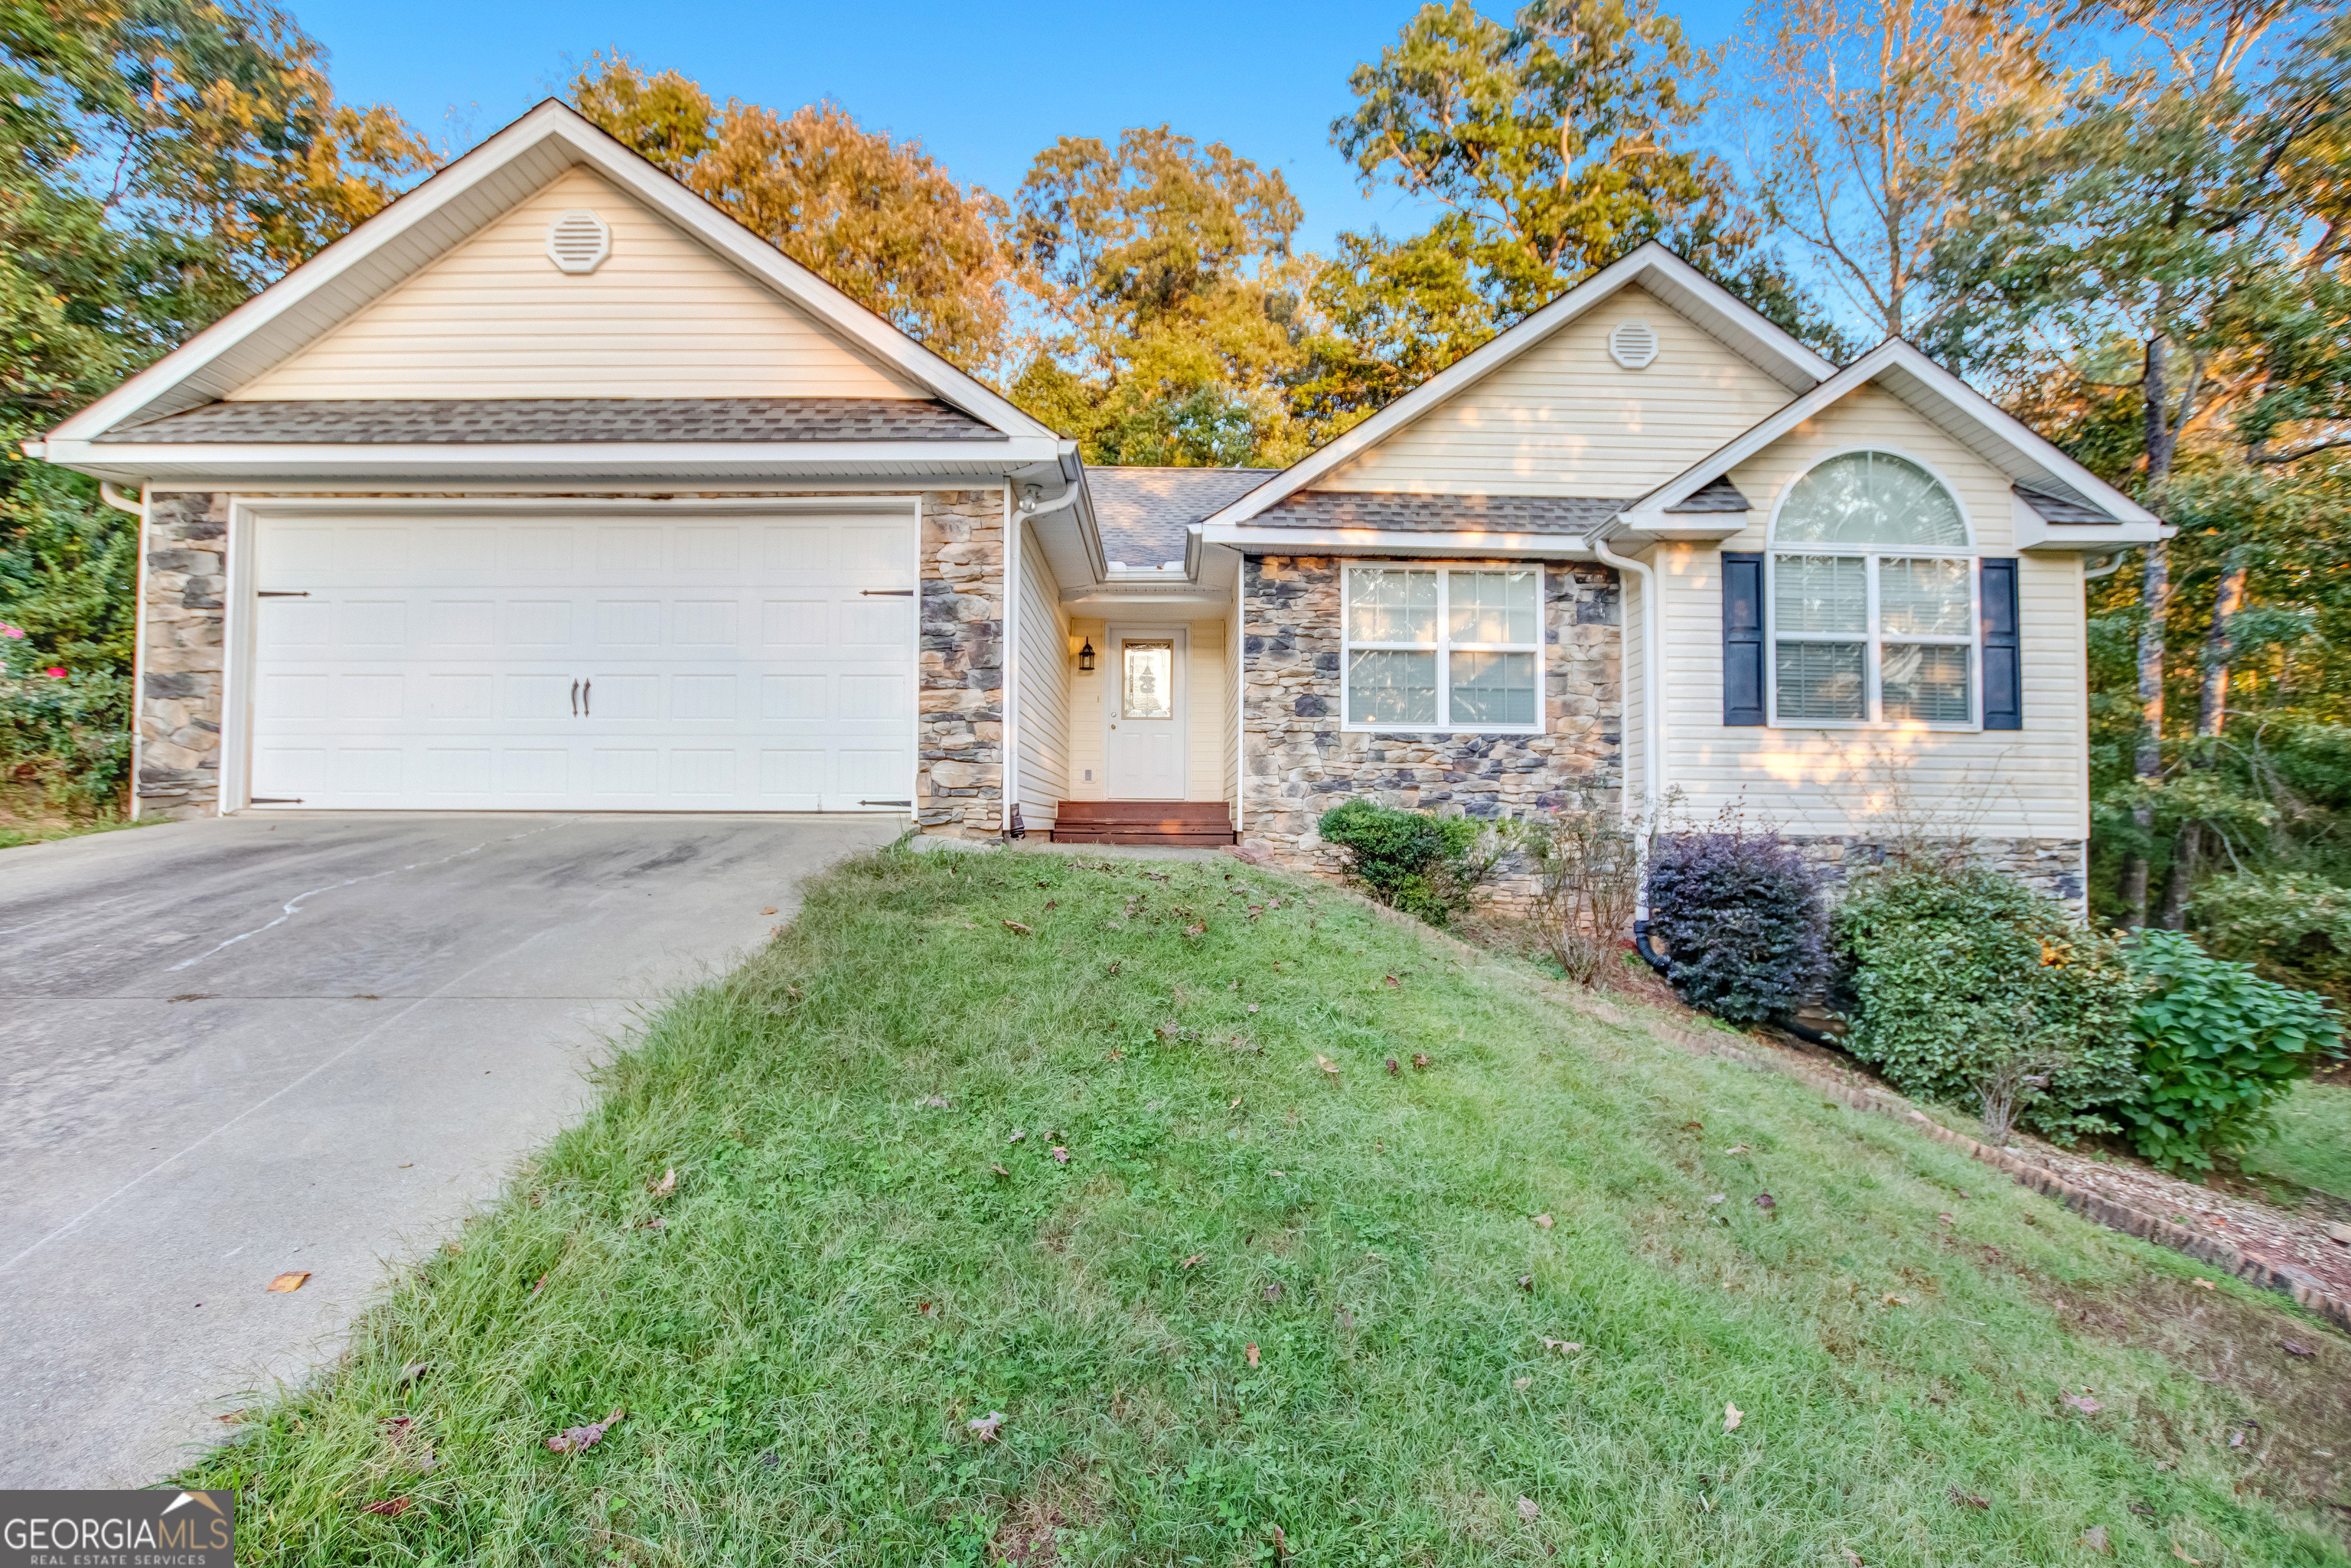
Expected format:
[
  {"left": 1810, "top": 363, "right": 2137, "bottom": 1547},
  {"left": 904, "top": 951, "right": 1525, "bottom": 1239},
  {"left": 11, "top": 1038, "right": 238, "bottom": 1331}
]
[{"left": 43, "top": 100, "right": 1056, "bottom": 445}]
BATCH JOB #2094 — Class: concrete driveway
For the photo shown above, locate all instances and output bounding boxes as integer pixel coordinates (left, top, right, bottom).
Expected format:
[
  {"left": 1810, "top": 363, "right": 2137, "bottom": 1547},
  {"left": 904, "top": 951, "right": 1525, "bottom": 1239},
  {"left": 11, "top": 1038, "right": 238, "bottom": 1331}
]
[{"left": 0, "top": 811, "right": 896, "bottom": 1488}]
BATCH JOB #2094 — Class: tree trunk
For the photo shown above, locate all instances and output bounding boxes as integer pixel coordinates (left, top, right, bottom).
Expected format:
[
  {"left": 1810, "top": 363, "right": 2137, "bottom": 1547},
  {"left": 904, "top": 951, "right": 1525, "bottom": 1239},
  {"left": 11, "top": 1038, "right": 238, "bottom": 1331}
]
[
  {"left": 2120, "top": 333, "right": 2176, "bottom": 929},
  {"left": 2160, "top": 820, "right": 2198, "bottom": 931},
  {"left": 2197, "top": 548, "right": 2246, "bottom": 739}
]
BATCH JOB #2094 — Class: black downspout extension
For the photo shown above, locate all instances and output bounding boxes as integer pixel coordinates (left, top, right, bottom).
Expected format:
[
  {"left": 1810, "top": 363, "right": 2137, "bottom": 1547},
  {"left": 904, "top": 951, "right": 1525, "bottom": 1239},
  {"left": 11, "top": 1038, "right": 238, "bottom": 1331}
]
[{"left": 1630, "top": 919, "right": 1842, "bottom": 1051}]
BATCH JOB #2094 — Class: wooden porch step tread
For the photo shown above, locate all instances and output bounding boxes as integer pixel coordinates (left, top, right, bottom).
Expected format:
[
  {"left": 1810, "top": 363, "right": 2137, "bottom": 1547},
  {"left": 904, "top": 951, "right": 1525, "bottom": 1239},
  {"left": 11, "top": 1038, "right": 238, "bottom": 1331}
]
[
  {"left": 1048, "top": 829, "right": 1238, "bottom": 846},
  {"left": 1054, "top": 800, "right": 1231, "bottom": 823}
]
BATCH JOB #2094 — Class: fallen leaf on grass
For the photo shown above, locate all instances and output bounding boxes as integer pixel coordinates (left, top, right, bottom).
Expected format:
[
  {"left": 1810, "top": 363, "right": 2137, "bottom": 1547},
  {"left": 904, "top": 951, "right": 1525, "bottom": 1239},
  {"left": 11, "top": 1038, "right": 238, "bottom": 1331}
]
[
  {"left": 2283, "top": 1340, "right": 2315, "bottom": 1358},
  {"left": 1753, "top": 1192, "right": 1775, "bottom": 1211},
  {"left": 1705, "top": 1194, "right": 1727, "bottom": 1205},
  {"left": 360, "top": 1498, "right": 414, "bottom": 1517},
  {"left": 1517, "top": 1495, "right": 1540, "bottom": 1523},
  {"left": 967, "top": 1412, "right": 1005, "bottom": 1441},
  {"left": 759, "top": 906, "right": 777, "bottom": 915},
  {"left": 1947, "top": 1488, "right": 1989, "bottom": 1510},
  {"left": 1315, "top": 1054, "right": 1341, "bottom": 1081},
  {"left": 1051, "top": 1146, "right": 1069, "bottom": 1165},
  {"left": 2063, "top": 1392, "right": 2103, "bottom": 1415},
  {"left": 396, "top": 1361, "right": 429, "bottom": 1386},
  {"left": 1411, "top": 1053, "right": 1430, "bottom": 1071},
  {"left": 1723, "top": 1403, "right": 1743, "bottom": 1432},
  {"left": 1002, "top": 920, "right": 1032, "bottom": 934},
  {"left": 530, "top": 1273, "right": 548, "bottom": 1296},
  {"left": 1182, "top": 1253, "right": 1204, "bottom": 1269},
  {"left": 1246, "top": 1343, "right": 1260, "bottom": 1368},
  {"left": 1540, "top": 1338, "right": 1581, "bottom": 1353},
  {"left": 1183, "top": 923, "right": 1205, "bottom": 939},
  {"left": 1229, "top": 1097, "right": 1243, "bottom": 1110},
  {"left": 1384, "top": 974, "right": 1400, "bottom": 989},
  {"left": 1844, "top": 1551, "right": 1865, "bottom": 1566},
  {"left": 1883, "top": 1295, "right": 1909, "bottom": 1307},
  {"left": 2194, "top": 1278, "right": 2216, "bottom": 1290},
  {"left": 1532, "top": 1213, "right": 1556, "bottom": 1229},
  {"left": 1513, "top": 1376, "right": 1531, "bottom": 1390},
  {"left": 2082, "top": 1525, "right": 2110, "bottom": 1553},
  {"left": 2172, "top": 1546, "right": 2203, "bottom": 1564},
  {"left": 1518, "top": 1275, "right": 1534, "bottom": 1291},
  {"left": 923, "top": 1094, "right": 952, "bottom": 1107},
  {"left": 266, "top": 1272, "right": 309, "bottom": 1293},
  {"left": 2229, "top": 1430, "right": 2245, "bottom": 1447},
  {"left": 1726, "top": 1144, "right": 1752, "bottom": 1156},
  {"left": 990, "top": 1163, "right": 1010, "bottom": 1178},
  {"left": 648, "top": 1168, "right": 677, "bottom": 1198},
  {"left": 1937, "top": 1213, "right": 1954, "bottom": 1225},
  {"left": 1008, "top": 1129, "right": 1027, "bottom": 1143},
  {"left": 547, "top": 1409, "right": 624, "bottom": 1454},
  {"left": 1385, "top": 1057, "right": 1399, "bottom": 1074}
]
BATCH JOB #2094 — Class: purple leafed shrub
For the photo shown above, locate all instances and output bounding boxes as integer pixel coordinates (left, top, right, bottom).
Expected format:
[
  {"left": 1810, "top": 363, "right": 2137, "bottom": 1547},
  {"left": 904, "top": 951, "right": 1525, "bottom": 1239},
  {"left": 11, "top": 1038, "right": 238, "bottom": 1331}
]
[{"left": 1646, "top": 828, "right": 1828, "bottom": 1023}]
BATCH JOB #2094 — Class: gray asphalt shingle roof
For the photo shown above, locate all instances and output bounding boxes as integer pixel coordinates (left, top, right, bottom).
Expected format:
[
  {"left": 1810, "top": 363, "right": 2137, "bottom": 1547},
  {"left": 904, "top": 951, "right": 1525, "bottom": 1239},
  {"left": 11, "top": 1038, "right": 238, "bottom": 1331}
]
[
  {"left": 1250, "top": 491, "right": 1621, "bottom": 534},
  {"left": 1085, "top": 466, "right": 1277, "bottom": 566},
  {"left": 2014, "top": 482, "right": 2123, "bottom": 525},
  {"left": 95, "top": 397, "right": 1003, "bottom": 445},
  {"left": 1661, "top": 475, "right": 1749, "bottom": 513}
]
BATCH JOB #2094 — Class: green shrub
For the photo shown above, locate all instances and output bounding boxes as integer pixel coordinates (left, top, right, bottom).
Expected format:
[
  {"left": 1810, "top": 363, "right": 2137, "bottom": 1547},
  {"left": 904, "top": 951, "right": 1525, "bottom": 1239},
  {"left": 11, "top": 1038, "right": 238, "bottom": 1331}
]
[
  {"left": 1834, "top": 860, "right": 2143, "bottom": 1141},
  {"left": 0, "top": 472, "right": 135, "bottom": 815},
  {"left": 2190, "top": 870, "right": 2351, "bottom": 1006},
  {"left": 1645, "top": 827, "right": 1827, "bottom": 1023},
  {"left": 2117, "top": 929, "right": 2342, "bottom": 1172},
  {"left": 1316, "top": 797, "right": 1501, "bottom": 927}
]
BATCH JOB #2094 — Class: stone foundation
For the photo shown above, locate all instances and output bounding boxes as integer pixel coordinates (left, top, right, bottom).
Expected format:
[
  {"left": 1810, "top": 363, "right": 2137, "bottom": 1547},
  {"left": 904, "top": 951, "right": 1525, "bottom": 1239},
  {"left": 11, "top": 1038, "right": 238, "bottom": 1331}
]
[
  {"left": 1787, "top": 833, "right": 2089, "bottom": 913},
  {"left": 1237, "top": 553, "right": 1622, "bottom": 901}
]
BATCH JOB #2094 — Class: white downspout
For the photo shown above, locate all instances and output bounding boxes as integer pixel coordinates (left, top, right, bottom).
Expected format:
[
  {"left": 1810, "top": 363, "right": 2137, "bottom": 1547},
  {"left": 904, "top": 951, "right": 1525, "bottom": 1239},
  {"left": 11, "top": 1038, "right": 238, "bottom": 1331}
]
[
  {"left": 100, "top": 482, "right": 147, "bottom": 821},
  {"left": 1590, "top": 529, "right": 1664, "bottom": 823},
  {"left": 1002, "top": 482, "right": 1019, "bottom": 839}
]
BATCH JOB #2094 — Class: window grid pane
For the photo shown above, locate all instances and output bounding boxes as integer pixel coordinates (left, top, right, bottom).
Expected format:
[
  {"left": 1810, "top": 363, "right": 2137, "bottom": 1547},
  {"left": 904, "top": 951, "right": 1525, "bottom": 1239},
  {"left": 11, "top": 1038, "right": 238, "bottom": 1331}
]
[
  {"left": 1880, "top": 556, "right": 1971, "bottom": 637},
  {"left": 1346, "top": 649, "right": 1439, "bottom": 726},
  {"left": 1446, "top": 570, "right": 1538, "bottom": 645},
  {"left": 1883, "top": 643, "right": 1972, "bottom": 723},
  {"left": 1774, "top": 554, "right": 1868, "bottom": 635},
  {"left": 1348, "top": 568, "right": 1438, "bottom": 643},
  {"left": 1450, "top": 650, "right": 1537, "bottom": 727},
  {"left": 1775, "top": 641, "right": 1867, "bottom": 722},
  {"left": 1775, "top": 451, "right": 1967, "bottom": 547}
]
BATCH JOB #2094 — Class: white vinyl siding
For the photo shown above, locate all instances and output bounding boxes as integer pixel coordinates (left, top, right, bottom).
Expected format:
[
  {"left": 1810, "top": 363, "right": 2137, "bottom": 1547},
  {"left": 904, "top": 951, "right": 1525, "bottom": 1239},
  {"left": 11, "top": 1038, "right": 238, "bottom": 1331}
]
[
  {"left": 1657, "top": 384, "right": 2087, "bottom": 839},
  {"left": 233, "top": 166, "right": 921, "bottom": 403},
  {"left": 1065, "top": 616, "right": 1106, "bottom": 800},
  {"left": 1223, "top": 611, "right": 1241, "bottom": 816},
  {"left": 1015, "top": 524, "right": 1070, "bottom": 830},
  {"left": 1311, "top": 286, "right": 1795, "bottom": 497},
  {"left": 1188, "top": 624, "right": 1228, "bottom": 802}
]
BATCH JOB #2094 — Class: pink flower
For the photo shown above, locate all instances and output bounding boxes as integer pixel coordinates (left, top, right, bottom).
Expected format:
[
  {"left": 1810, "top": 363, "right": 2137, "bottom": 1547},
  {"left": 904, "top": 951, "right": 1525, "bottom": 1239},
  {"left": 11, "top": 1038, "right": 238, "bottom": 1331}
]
[
  {"left": 0, "top": 623, "right": 24, "bottom": 637},
  {"left": 41, "top": 667, "right": 65, "bottom": 679}
]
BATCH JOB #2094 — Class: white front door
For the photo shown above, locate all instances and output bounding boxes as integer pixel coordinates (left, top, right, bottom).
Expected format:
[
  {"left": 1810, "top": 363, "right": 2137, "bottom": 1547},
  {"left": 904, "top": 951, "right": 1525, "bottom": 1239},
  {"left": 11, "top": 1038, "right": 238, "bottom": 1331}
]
[
  {"left": 243, "top": 509, "right": 916, "bottom": 810},
  {"left": 1104, "top": 628, "right": 1185, "bottom": 798}
]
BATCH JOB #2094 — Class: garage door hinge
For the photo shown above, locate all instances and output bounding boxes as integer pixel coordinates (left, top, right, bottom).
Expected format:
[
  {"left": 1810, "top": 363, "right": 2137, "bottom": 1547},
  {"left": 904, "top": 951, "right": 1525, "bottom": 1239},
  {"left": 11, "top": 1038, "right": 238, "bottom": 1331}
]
[
  {"left": 257, "top": 590, "right": 310, "bottom": 598},
  {"left": 860, "top": 588, "right": 915, "bottom": 596}
]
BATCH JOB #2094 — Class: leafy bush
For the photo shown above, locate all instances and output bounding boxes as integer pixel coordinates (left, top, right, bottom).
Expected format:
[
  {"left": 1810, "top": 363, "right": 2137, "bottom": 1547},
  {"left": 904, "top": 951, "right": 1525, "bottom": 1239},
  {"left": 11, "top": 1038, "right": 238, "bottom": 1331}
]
[
  {"left": 1645, "top": 826, "right": 1827, "bottom": 1023},
  {"left": 2190, "top": 870, "right": 2351, "bottom": 1006},
  {"left": 2117, "top": 929, "right": 2341, "bottom": 1172},
  {"left": 0, "top": 473, "right": 136, "bottom": 815},
  {"left": 1316, "top": 797, "right": 1501, "bottom": 927},
  {"left": 1834, "top": 860, "right": 2142, "bottom": 1142}
]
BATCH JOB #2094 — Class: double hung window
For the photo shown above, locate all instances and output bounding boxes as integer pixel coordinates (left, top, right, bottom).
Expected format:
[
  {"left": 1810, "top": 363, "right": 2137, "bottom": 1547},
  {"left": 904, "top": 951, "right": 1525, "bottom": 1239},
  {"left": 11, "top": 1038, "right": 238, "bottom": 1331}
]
[
  {"left": 1769, "top": 452, "right": 1978, "bottom": 728},
  {"left": 1342, "top": 566, "right": 1543, "bottom": 732}
]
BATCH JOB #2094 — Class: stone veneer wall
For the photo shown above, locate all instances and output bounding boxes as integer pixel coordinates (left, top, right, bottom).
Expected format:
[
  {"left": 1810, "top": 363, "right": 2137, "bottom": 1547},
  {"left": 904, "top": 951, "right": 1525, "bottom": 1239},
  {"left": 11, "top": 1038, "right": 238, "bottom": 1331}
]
[
  {"left": 917, "top": 490, "right": 1006, "bottom": 838},
  {"left": 1787, "top": 834, "right": 2089, "bottom": 912},
  {"left": 135, "top": 491, "right": 232, "bottom": 817},
  {"left": 1239, "top": 554, "right": 1622, "bottom": 898},
  {"left": 127, "top": 487, "right": 1006, "bottom": 828}
]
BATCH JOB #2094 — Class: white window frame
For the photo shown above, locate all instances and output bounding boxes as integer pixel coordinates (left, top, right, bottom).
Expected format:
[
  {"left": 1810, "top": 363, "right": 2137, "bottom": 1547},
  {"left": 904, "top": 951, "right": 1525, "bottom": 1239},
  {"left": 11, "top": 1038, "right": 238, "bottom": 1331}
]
[
  {"left": 1339, "top": 563, "right": 1546, "bottom": 735},
  {"left": 1763, "top": 446, "right": 1981, "bottom": 732}
]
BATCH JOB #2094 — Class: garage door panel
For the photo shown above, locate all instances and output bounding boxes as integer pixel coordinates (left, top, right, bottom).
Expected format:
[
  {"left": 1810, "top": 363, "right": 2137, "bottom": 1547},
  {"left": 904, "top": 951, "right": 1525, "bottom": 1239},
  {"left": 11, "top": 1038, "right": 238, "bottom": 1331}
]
[{"left": 249, "top": 511, "right": 915, "bottom": 811}]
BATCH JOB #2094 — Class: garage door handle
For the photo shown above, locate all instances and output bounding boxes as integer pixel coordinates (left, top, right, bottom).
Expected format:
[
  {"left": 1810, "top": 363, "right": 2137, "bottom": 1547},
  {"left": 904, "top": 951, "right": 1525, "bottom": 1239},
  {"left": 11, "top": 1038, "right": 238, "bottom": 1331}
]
[
  {"left": 570, "top": 679, "right": 579, "bottom": 716},
  {"left": 582, "top": 679, "right": 590, "bottom": 716},
  {"left": 862, "top": 588, "right": 915, "bottom": 596},
  {"left": 258, "top": 590, "right": 309, "bottom": 598}
]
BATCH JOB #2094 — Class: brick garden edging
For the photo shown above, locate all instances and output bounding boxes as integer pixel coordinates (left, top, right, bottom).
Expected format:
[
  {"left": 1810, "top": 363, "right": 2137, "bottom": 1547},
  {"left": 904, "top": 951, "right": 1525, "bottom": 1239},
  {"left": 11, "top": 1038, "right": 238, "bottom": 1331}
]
[{"left": 1300, "top": 871, "right": 2351, "bottom": 1336}]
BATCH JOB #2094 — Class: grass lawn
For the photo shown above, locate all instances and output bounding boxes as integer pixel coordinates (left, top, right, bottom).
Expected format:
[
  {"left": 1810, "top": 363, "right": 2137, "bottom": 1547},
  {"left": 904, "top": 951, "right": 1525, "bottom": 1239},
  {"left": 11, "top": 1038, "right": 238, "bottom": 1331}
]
[
  {"left": 186, "top": 846, "right": 2351, "bottom": 1565},
  {"left": 2240, "top": 1083, "right": 2351, "bottom": 1208}
]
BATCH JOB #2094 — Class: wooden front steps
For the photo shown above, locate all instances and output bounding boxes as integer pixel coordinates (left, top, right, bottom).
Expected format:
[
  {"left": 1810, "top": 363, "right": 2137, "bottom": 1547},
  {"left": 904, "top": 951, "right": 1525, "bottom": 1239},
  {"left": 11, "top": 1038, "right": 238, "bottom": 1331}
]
[{"left": 1047, "top": 800, "right": 1236, "bottom": 847}]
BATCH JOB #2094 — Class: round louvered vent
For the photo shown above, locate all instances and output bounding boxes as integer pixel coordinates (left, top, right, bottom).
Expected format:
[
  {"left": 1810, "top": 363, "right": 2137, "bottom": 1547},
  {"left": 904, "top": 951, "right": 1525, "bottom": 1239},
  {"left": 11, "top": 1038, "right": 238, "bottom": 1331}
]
[
  {"left": 546, "top": 209, "right": 611, "bottom": 274},
  {"left": 1608, "top": 318, "right": 1660, "bottom": 369}
]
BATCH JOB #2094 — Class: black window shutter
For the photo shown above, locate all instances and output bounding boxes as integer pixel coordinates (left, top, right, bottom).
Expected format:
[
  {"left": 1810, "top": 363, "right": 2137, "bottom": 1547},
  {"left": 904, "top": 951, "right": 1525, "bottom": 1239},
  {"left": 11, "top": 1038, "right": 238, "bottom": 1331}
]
[
  {"left": 1981, "top": 556, "right": 2022, "bottom": 730},
  {"left": 1721, "top": 551, "right": 1766, "bottom": 725}
]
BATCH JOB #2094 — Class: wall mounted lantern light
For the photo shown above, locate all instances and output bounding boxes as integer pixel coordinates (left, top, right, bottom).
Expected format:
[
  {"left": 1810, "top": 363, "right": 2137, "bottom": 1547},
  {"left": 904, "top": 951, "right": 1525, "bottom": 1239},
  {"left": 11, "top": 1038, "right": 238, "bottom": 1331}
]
[{"left": 1078, "top": 638, "right": 1096, "bottom": 673}]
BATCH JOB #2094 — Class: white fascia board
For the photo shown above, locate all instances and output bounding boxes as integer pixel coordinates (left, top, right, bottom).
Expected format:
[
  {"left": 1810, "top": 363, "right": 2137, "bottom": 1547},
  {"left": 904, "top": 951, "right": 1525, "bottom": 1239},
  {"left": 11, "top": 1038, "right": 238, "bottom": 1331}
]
[
  {"left": 2012, "top": 493, "right": 2170, "bottom": 550},
  {"left": 46, "top": 100, "right": 1057, "bottom": 445},
  {"left": 1192, "top": 243, "right": 1838, "bottom": 532},
  {"left": 1202, "top": 524, "right": 1592, "bottom": 559},
  {"left": 39, "top": 435, "right": 1063, "bottom": 483},
  {"left": 1623, "top": 340, "right": 2161, "bottom": 530}
]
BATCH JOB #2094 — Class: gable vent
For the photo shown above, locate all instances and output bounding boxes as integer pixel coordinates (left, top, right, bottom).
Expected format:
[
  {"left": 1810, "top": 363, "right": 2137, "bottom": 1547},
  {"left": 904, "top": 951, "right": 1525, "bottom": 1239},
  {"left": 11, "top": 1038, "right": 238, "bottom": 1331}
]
[
  {"left": 1608, "top": 318, "right": 1660, "bottom": 370},
  {"left": 546, "top": 210, "right": 611, "bottom": 274}
]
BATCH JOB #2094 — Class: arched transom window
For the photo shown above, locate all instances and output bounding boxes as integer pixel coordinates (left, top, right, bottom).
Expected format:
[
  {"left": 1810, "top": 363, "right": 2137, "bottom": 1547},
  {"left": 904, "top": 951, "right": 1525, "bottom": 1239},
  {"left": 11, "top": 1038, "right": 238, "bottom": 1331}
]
[{"left": 1769, "top": 451, "right": 1977, "bottom": 727}]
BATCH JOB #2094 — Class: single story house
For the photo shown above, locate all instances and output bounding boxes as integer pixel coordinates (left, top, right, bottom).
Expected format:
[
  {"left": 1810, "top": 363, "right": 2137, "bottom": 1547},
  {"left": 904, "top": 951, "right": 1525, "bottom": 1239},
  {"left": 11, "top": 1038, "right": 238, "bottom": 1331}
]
[{"left": 31, "top": 100, "right": 2164, "bottom": 904}]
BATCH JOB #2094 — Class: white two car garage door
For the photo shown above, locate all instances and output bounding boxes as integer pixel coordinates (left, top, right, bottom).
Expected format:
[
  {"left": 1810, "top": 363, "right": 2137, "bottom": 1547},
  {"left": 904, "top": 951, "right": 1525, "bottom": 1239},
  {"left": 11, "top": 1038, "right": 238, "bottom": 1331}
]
[{"left": 246, "top": 510, "right": 918, "bottom": 811}]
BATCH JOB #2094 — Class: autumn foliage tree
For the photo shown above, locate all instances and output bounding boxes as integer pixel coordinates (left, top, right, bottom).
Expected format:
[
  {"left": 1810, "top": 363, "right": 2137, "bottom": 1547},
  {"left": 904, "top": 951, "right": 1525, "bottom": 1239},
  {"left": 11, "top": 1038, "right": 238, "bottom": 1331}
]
[{"left": 570, "top": 57, "right": 1012, "bottom": 369}]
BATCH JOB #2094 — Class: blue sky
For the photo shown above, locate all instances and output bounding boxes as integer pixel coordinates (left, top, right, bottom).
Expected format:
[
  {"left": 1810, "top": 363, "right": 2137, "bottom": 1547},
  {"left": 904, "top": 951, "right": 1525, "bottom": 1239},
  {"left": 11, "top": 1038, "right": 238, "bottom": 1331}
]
[{"left": 296, "top": 0, "right": 1753, "bottom": 256}]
